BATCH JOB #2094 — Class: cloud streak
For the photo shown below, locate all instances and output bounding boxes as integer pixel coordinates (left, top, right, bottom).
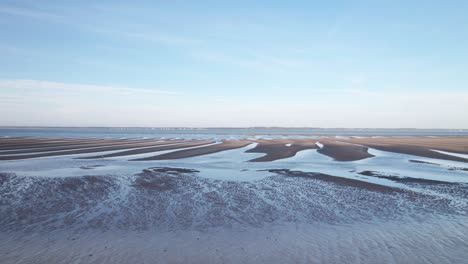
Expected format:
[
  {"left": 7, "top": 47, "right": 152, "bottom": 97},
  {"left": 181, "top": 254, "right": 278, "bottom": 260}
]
[
  {"left": 0, "top": 6, "right": 62, "bottom": 20},
  {"left": 1, "top": 79, "right": 467, "bottom": 128},
  {"left": 0, "top": 79, "right": 180, "bottom": 96}
]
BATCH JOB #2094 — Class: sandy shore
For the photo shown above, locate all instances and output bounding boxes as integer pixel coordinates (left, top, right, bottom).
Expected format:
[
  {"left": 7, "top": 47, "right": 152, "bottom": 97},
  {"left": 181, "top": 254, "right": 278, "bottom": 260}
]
[
  {"left": 1, "top": 135, "right": 468, "bottom": 263},
  {"left": 1, "top": 136, "right": 468, "bottom": 163}
]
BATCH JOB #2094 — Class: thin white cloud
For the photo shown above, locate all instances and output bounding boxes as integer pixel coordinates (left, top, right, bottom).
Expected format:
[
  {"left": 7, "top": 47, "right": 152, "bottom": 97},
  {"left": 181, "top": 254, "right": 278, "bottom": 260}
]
[
  {"left": 124, "top": 31, "right": 202, "bottom": 46},
  {"left": 0, "top": 79, "right": 180, "bottom": 96},
  {"left": 0, "top": 79, "right": 187, "bottom": 126},
  {"left": 192, "top": 52, "right": 301, "bottom": 72},
  {"left": 0, "top": 6, "right": 62, "bottom": 20},
  {"left": 0, "top": 4, "right": 201, "bottom": 48},
  {"left": 348, "top": 88, "right": 468, "bottom": 101},
  {"left": 86, "top": 26, "right": 202, "bottom": 47},
  {"left": 1, "top": 80, "right": 467, "bottom": 128}
]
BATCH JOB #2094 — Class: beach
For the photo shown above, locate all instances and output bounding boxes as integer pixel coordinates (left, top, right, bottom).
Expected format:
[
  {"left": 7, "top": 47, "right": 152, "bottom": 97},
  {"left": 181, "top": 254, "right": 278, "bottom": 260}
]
[{"left": 1, "top": 131, "right": 468, "bottom": 263}]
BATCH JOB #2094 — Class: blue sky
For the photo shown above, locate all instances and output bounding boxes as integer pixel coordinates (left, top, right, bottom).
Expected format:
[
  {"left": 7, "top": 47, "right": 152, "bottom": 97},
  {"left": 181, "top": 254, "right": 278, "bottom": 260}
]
[{"left": 1, "top": 0, "right": 467, "bottom": 128}]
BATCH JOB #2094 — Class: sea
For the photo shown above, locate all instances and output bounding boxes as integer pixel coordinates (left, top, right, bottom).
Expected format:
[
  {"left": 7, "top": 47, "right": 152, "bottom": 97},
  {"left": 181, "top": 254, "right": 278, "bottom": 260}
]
[{"left": 1, "top": 127, "right": 467, "bottom": 138}]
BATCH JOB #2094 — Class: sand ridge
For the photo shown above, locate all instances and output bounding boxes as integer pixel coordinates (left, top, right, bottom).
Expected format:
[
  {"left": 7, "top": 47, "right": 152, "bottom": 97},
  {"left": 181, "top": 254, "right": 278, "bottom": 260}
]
[
  {"left": 132, "top": 140, "right": 252, "bottom": 161},
  {"left": 1, "top": 136, "right": 468, "bottom": 163}
]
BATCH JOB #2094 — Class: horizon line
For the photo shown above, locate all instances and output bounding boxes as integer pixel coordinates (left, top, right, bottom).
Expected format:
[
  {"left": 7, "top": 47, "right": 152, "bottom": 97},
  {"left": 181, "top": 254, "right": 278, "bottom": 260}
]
[{"left": 1, "top": 126, "right": 467, "bottom": 131}]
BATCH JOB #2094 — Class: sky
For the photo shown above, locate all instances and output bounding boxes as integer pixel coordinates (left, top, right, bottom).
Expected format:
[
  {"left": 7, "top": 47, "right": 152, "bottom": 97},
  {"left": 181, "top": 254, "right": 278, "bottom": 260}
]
[{"left": 1, "top": 0, "right": 467, "bottom": 128}]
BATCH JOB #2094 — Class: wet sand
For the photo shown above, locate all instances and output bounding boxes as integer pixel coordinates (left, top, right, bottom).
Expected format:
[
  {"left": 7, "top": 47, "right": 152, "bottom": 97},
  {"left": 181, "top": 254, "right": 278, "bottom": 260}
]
[
  {"left": 346, "top": 137, "right": 468, "bottom": 162},
  {"left": 1, "top": 136, "right": 468, "bottom": 163},
  {"left": 0, "top": 138, "right": 152, "bottom": 151},
  {"left": 408, "top": 159, "right": 439, "bottom": 165},
  {"left": 317, "top": 140, "right": 374, "bottom": 161},
  {"left": 246, "top": 139, "right": 317, "bottom": 162},
  {"left": 0, "top": 139, "right": 171, "bottom": 155},
  {"left": 267, "top": 169, "right": 401, "bottom": 193},
  {"left": 357, "top": 170, "right": 453, "bottom": 184},
  {"left": 79, "top": 140, "right": 214, "bottom": 159},
  {"left": 0, "top": 139, "right": 184, "bottom": 160},
  {"left": 133, "top": 140, "right": 251, "bottom": 161},
  {"left": 1, "top": 135, "right": 468, "bottom": 263},
  {"left": 361, "top": 144, "right": 468, "bottom": 162}
]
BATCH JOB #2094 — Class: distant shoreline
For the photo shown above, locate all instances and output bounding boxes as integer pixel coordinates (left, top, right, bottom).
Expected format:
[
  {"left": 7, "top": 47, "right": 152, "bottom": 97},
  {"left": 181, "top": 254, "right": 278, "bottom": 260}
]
[{"left": 1, "top": 126, "right": 467, "bottom": 131}]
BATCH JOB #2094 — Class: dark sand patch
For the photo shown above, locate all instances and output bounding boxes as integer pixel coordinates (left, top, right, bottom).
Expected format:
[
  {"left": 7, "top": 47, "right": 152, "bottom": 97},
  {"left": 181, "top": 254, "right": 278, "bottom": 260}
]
[
  {"left": 133, "top": 140, "right": 252, "bottom": 161},
  {"left": 358, "top": 170, "right": 453, "bottom": 184},
  {"left": 266, "top": 169, "right": 400, "bottom": 193},
  {"left": 80, "top": 165, "right": 105, "bottom": 170},
  {"left": 133, "top": 167, "right": 199, "bottom": 191},
  {"left": 317, "top": 141, "right": 374, "bottom": 161},
  {"left": 145, "top": 167, "right": 200, "bottom": 173},
  {"left": 409, "top": 160, "right": 468, "bottom": 172},
  {"left": 345, "top": 137, "right": 468, "bottom": 163},
  {"left": 370, "top": 145, "right": 468, "bottom": 163},
  {"left": 409, "top": 160, "right": 440, "bottom": 165},
  {"left": 79, "top": 140, "right": 214, "bottom": 159},
  {"left": 448, "top": 167, "right": 468, "bottom": 172},
  {"left": 247, "top": 139, "right": 317, "bottom": 162}
]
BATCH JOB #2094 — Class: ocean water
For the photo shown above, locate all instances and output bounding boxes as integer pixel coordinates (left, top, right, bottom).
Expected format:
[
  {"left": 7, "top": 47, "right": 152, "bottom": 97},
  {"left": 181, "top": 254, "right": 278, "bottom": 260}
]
[{"left": 1, "top": 127, "right": 468, "bottom": 139}]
